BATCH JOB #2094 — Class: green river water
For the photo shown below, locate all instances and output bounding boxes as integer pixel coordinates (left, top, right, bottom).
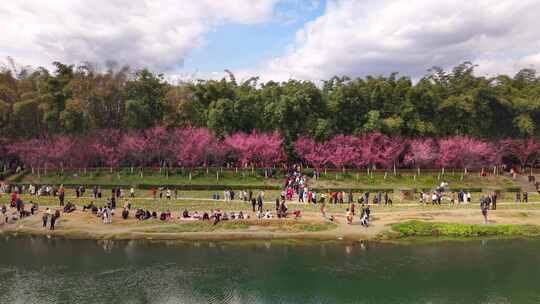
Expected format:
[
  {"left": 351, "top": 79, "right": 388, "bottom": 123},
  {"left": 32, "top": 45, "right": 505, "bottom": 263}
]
[{"left": 0, "top": 236, "right": 539, "bottom": 303}]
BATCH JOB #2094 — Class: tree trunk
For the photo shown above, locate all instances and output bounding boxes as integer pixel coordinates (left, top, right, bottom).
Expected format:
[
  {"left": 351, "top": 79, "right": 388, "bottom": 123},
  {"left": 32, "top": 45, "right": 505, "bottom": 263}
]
[{"left": 216, "top": 171, "right": 219, "bottom": 181}]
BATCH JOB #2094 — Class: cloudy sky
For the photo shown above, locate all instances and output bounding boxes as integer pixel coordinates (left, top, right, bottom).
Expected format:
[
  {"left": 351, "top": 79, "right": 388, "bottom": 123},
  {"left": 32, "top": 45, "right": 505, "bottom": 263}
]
[{"left": 1, "top": 0, "right": 540, "bottom": 82}]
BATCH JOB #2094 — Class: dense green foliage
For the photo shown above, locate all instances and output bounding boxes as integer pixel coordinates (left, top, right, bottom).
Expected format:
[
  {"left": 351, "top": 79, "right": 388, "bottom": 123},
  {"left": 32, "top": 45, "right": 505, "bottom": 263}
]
[
  {"left": 2, "top": 60, "right": 540, "bottom": 143},
  {"left": 391, "top": 220, "right": 540, "bottom": 238}
]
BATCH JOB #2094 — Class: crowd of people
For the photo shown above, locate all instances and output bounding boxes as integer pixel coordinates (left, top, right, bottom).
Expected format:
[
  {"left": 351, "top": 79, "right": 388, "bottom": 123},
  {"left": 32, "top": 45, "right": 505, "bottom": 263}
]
[{"left": 3, "top": 168, "right": 538, "bottom": 231}]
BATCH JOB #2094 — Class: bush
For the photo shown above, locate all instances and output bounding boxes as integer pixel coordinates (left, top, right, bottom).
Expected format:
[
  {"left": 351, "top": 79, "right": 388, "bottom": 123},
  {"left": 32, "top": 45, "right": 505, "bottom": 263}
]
[{"left": 391, "top": 220, "right": 540, "bottom": 238}]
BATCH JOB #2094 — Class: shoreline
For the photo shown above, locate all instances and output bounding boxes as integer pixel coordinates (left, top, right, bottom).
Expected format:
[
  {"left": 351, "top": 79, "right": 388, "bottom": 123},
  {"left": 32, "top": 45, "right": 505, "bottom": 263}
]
[{"left": 3, "top": 207, "right": 540, "bottom": 243}]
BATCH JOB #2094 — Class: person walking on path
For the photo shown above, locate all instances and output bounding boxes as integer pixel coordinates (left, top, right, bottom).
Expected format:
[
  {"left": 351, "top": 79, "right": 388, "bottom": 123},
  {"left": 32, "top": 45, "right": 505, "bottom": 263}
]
[{"left": 481, "top": 201, "right": 489, "bottom": 224}]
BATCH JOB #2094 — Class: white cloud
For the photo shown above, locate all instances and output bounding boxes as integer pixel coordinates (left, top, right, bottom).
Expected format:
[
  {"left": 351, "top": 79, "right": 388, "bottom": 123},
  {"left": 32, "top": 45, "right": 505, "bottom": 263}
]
[
  {"left": 0, "top": 0, "right": 278, "bottom": 71},
  {"left": 247, "top": 0, "right": 540, "bottom": 81}
]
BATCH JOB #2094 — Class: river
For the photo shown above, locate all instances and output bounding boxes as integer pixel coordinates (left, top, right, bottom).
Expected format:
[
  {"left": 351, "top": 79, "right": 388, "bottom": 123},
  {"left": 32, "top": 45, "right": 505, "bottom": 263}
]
[{"left": 1, "top": 236, "right": 539, "bottom": 303}]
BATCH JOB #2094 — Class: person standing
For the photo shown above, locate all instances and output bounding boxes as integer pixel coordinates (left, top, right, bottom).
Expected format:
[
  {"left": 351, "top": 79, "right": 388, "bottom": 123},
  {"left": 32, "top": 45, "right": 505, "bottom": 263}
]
[
  {"left": 42, "top": 209, "right": 49, "bottom": 228},
  {"left": 491, "top": 192, "right": 497, "bottom": 210},
  {"left": 523, "top": 192, "right": 528, "bottom": 203},
  {"left": 58, "top": 185, "right": 65, "bottom": 206},
  {"left": 257, "top": 194, "right": 263, "bottom": 212},
  {"left": 50, "top": 213, "right": 57, "bottom": 230},
  {"left": 251, "top": 198, "right": 256, "bottom": 212},
  {"left": 130, "top": 186, "right": 135, "bottom": 198},
  {"left": 481, "top": 202, "right": 489, "bottom": 224}
]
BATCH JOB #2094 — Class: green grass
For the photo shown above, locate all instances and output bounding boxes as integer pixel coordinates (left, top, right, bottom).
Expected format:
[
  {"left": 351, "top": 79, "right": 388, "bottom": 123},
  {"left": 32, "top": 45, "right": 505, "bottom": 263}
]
[
  {"left": 137, "top": 220, "right": 337, "bottom": 234},
  {"left": 309, "top": 171, "right": 516, "bottom": 190},
  {"left": 9, "top": 191, "right": 540, "bottom": 215},
  {"left": 7, "top": 169, "right": 281, "bottom": 187},
  {"left": 390, "top": 220, "right": 540, "bottom": 238},
  {"left": 8, "top": 169, "right": 519, "bottom": 191}
]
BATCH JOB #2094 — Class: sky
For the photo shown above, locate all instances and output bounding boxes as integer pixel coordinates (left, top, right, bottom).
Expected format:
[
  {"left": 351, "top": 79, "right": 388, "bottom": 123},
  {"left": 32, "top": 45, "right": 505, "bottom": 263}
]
[{"left": 1, "top": 0, "right": 540, "bottom": 82}]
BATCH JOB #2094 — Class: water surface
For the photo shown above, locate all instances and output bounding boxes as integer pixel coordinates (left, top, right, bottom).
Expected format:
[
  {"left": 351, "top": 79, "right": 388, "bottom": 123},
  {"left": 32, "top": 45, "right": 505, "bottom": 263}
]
[{"left": 1, "top": 237, "right": 539, "bottom": 303}]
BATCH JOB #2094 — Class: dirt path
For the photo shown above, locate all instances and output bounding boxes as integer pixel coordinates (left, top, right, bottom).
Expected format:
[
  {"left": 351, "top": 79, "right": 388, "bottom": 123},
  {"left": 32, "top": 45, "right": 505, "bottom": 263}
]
[{"left": 2, "top": 205, "right": 540, "bottom": 241}]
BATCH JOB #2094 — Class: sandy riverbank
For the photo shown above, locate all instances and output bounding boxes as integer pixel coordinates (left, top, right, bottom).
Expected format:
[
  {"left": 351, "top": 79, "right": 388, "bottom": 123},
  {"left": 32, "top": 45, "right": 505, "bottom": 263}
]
[{"left": 3, "top": 206, "right": 540, "bottom": 241}]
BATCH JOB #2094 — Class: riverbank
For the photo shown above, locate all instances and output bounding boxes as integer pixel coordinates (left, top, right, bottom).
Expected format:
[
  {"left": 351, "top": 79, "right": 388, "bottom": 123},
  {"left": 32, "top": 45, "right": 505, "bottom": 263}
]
[{"left": 3, "top": 206, "right": 540, "bottom": 242}]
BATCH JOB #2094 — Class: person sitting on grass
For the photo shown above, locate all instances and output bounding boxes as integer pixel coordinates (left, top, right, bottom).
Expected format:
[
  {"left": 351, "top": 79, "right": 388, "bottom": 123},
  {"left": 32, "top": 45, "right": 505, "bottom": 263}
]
[
  {"left": 63, "top": 202, "right": 76, "bottom": 213},
  {"left": 192, "top": 211, "right": 200, "bottom": 220},
  {"left": 135, "top": 209, "right": 145, "bottom": 220},
  {"left": 237, "top": 211, "right": 245, "bottom": 219},
  {"left": 121, "top": 208, "right": 129, "bottom": 220},
  {"left": 83, "top": 202, "right": 96, "bottom": 212},
  {"left": 292, "top": 210, "right": 301, "bottom": 219},
  {"left": 212, "top": 210, "right": 222, "bottom": 225},
  {"left": 222, "top": 212, "right": 229, "bottom": 221},
  {"left": 182, "top": 209, "right": 190, "bottom": 218},
  {"left": 202, "top": 212, "right": 210, "bottom": 221},
  {"left": 264, "top": 210, "right": 273, "bottom": 219},
  {"left": 160, "top": 212, "right": 167, "bottom": 221}
]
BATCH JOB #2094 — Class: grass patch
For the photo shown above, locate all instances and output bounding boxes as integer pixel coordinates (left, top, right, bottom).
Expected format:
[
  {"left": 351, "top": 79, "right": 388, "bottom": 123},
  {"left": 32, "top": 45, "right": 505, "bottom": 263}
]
[
  {"left": 10, "top": 170, "right": 518, "bottom": 191},
  {"left": 390, "top": 220, "right": 540, "bottom": 238},
  {"left": 138, "top": 220, "right": 337, "bottom": 234}
]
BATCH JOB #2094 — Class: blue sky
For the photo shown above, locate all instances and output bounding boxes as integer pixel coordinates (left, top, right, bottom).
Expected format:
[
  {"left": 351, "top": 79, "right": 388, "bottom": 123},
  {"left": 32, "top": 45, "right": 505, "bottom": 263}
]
[
  {"left": 1, "top": 0, "right": 540, "bottom": 81},
  {"left": 184, "top": 1, "right": 325, "bottom": 75}
]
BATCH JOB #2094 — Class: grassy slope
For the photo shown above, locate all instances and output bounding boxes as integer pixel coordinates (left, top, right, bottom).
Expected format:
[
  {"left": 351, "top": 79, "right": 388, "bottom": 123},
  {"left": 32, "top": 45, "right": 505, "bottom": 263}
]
[{"left": 8, "top": 169, "right": 518, "bottom": 191}]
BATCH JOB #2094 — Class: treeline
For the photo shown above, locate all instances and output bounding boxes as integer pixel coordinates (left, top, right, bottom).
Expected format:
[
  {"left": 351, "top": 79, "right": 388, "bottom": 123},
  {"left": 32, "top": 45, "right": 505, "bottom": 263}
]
[
  {"left": 1, "top": 60, "right": 540, "bottom": 147},
  {"left": 4, "top": 127, "right": 538, "bottom": 171}
]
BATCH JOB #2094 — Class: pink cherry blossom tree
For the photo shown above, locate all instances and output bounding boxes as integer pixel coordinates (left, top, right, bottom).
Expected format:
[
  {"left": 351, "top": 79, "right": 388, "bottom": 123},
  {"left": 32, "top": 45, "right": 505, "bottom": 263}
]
[
  {"left": 324, "top": 135, "right": 362, "bottom": 170},
  {"left": 143, "top": 126, "right": 170, "bottom": 167},
  {"left": 437, "top": 136, "right": 495, "bottom": 170},
  {"left": 89, "top": 129, "right": 123, "bottom": 172},
  {"left": 47, "top": 135, "right": 76, "bottom": 171},
  {"left": 404, "top": 138, "right": 439, "bottom": 169},
  {"left": 224, "top": 131, "right": 285, "bottom": 169},
  {"left": 168, "top": 127, "right": 216, "bottom": 172},
  {"left": 294, "top": 136, "right": 327, "bottom": 170},
  {"left": 498, "top": 138, "right": 540, "bottom": 168},
  {"left": 118, "top": 131, "right": 148, "bottom": 171}
]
